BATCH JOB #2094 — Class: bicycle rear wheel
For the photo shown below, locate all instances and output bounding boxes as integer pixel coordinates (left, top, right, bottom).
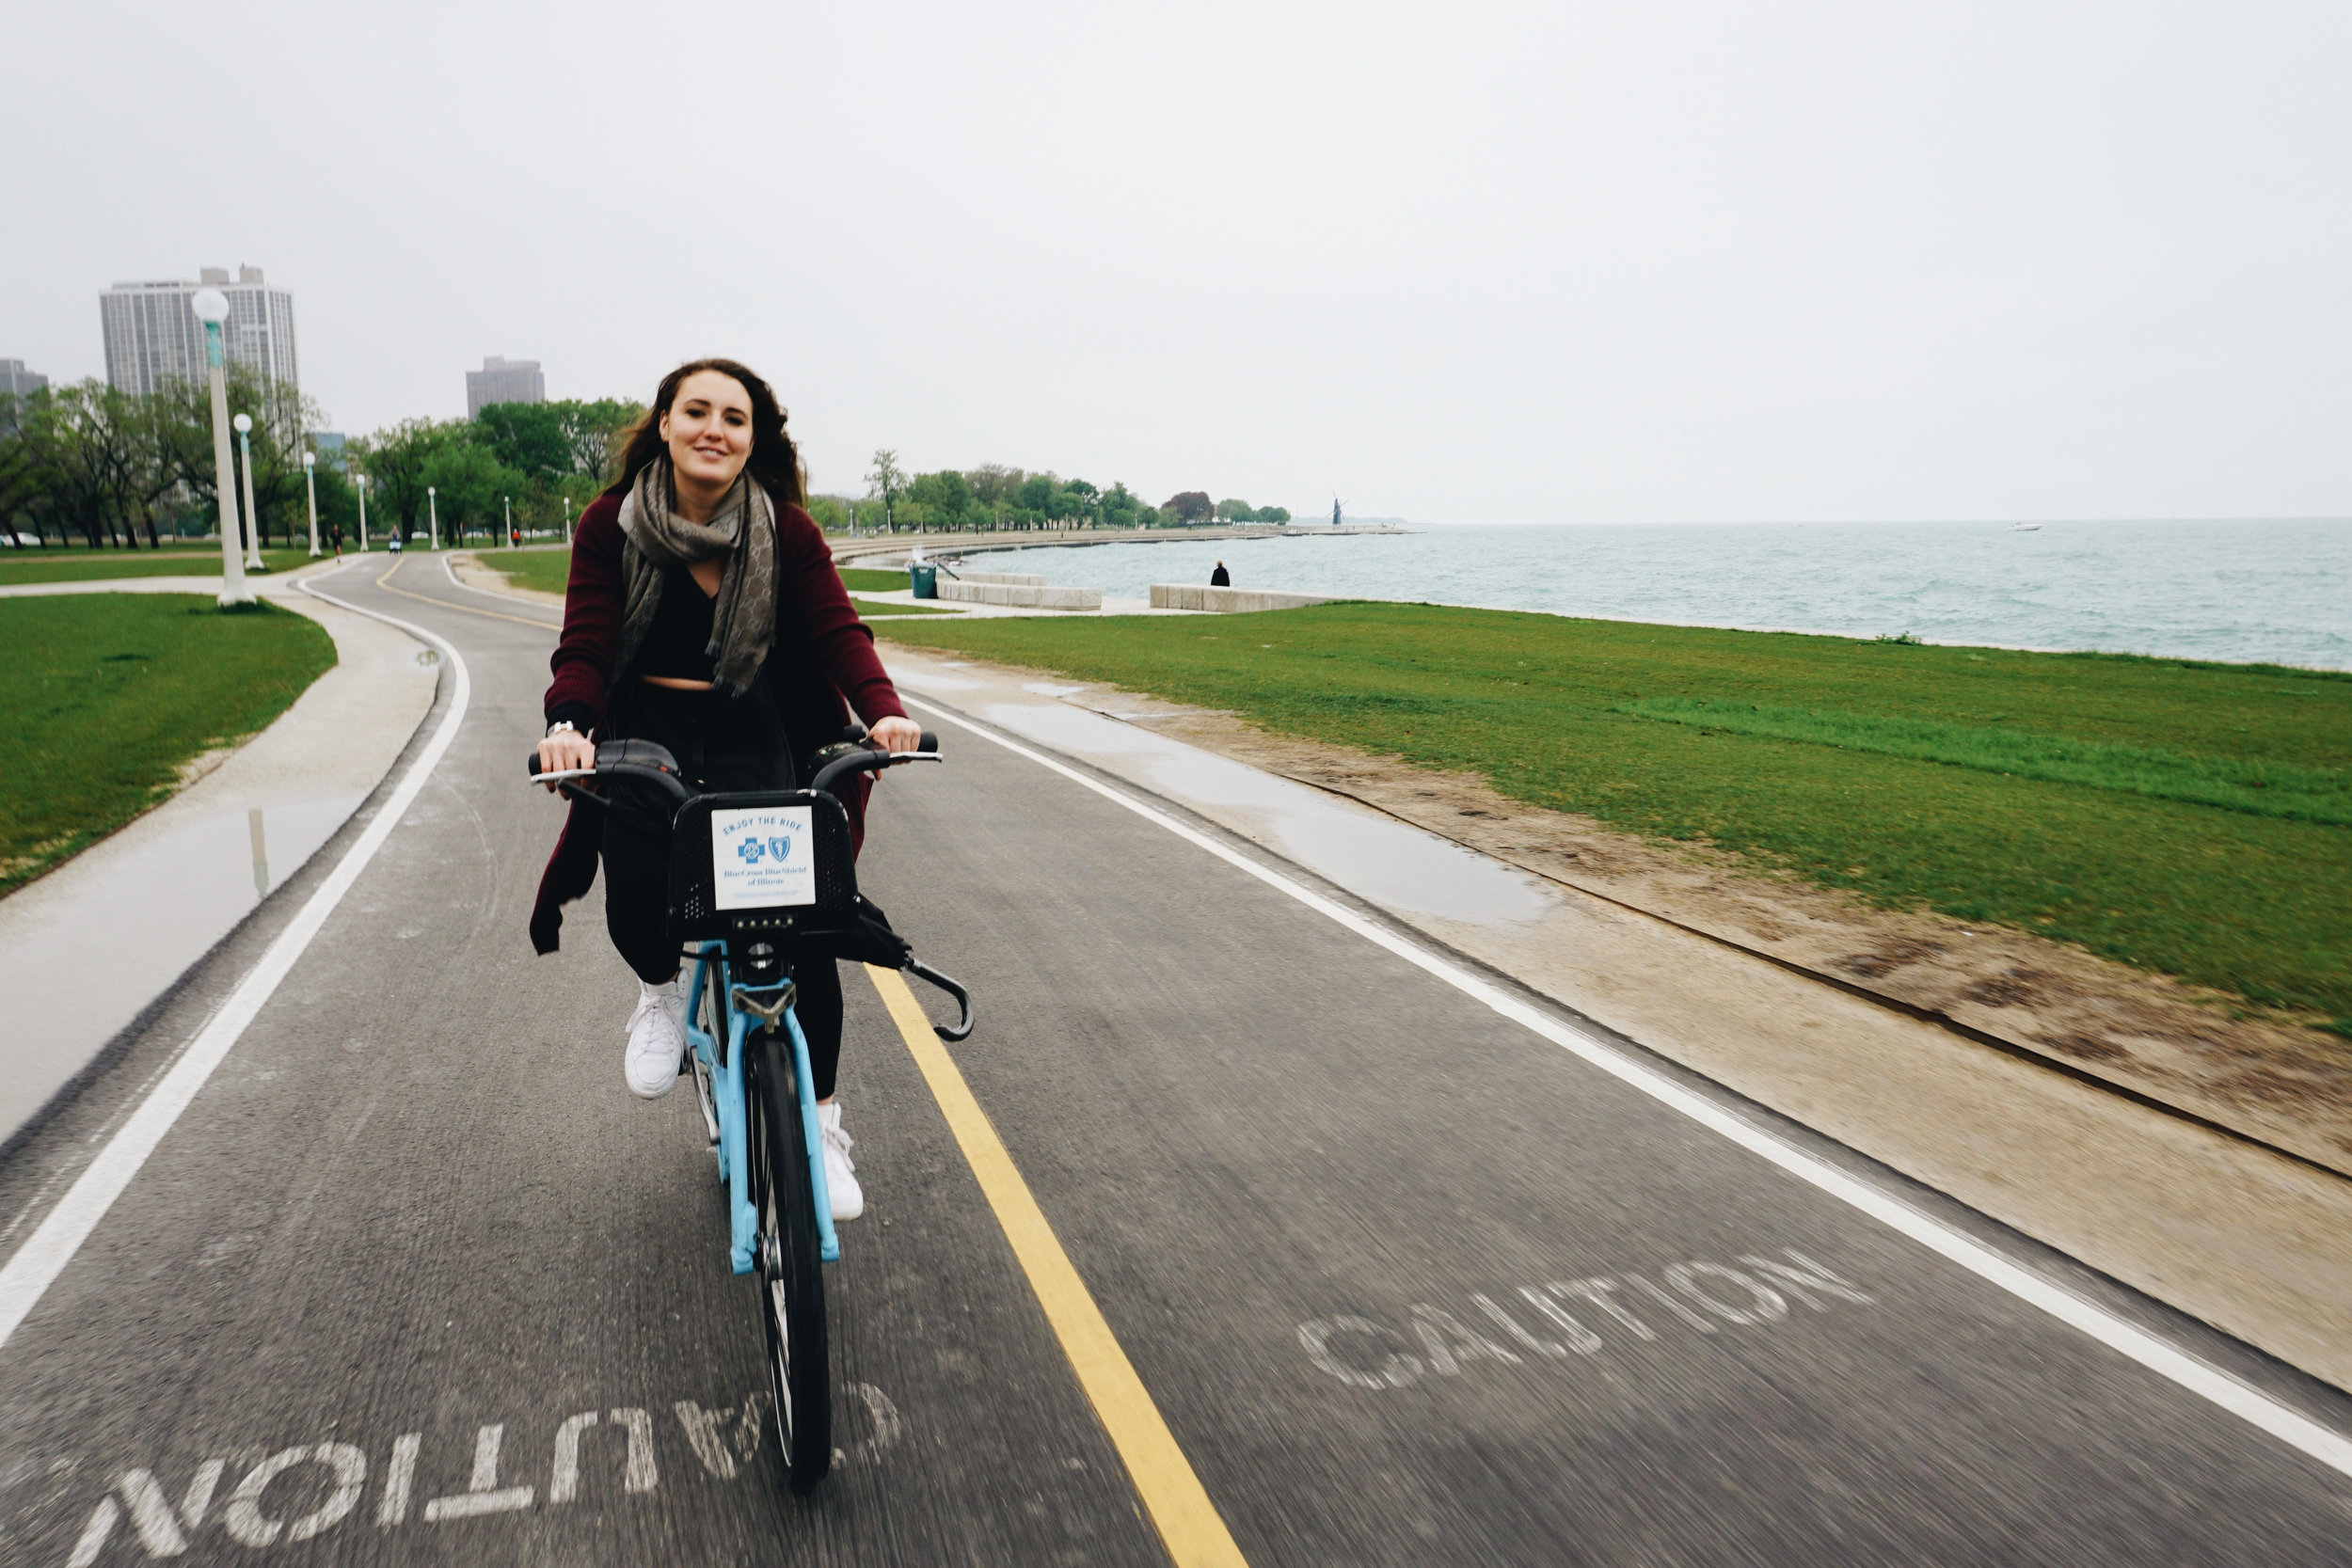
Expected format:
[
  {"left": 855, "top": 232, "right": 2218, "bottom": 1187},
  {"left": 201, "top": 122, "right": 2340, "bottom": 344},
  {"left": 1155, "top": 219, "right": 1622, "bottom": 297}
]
[{"left": 749, "top": 1027, "right": 832, "bottom": 1492}]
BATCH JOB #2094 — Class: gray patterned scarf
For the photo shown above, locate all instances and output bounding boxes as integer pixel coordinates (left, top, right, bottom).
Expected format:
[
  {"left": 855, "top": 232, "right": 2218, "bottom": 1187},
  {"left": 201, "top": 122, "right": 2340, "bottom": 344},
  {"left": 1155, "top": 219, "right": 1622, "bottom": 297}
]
[{"left": 614, "top": 456, "right": 777, "bottom": 697}]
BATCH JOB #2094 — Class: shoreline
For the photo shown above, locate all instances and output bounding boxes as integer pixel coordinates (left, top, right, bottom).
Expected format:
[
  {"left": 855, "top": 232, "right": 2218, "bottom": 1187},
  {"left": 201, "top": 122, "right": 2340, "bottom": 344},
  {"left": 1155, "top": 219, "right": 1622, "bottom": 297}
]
[{"left": 962, "top": 517, "right": 2352, "bottom": 674}]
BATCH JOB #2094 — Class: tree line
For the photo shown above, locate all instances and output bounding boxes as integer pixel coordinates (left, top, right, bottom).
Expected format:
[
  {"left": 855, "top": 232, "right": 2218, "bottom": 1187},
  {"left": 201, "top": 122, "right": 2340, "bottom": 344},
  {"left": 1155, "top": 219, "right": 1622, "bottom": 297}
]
[
  {"left": 1, "top": 381, "right": 1296, "bottom": 551},
  {"left": 854, "top": 451, "right": 1290, "bottom": 533},
  {"left": 0, "top": 379, "right": 642, "bottom": 551}
]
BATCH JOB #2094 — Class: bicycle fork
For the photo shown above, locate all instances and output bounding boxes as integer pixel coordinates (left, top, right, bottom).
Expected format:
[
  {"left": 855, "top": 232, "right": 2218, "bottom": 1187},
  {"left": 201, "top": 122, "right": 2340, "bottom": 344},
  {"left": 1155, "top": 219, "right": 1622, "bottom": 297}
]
[{"left": 687, "top": 951, "right": 841, "bottom": 1273}]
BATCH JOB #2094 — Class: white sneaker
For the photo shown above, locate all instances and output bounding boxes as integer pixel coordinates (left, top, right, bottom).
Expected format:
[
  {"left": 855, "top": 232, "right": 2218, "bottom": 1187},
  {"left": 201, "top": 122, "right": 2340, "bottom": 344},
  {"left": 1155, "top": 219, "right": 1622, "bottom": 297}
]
[
  {"left": 623, "top": 979, "right": 686, "bottom": 1099},
  {"left": 818, "top": 1102, "right": 864, "bottom": 1221}
]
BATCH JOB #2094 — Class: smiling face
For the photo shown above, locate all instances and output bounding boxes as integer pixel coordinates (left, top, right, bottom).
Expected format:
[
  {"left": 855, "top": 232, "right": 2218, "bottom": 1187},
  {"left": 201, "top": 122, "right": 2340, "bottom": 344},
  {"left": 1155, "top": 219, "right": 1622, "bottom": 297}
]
[{"left": 659, "top": 369, "right": 755, "bottom": 493}]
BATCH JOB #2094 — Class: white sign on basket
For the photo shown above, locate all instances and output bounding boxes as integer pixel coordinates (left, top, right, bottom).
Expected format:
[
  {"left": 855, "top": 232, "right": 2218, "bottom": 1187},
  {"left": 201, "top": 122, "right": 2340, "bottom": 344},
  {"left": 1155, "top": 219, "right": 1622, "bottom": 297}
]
[{"left": 710, "top": 804, "right": 818, "bottom": 911}]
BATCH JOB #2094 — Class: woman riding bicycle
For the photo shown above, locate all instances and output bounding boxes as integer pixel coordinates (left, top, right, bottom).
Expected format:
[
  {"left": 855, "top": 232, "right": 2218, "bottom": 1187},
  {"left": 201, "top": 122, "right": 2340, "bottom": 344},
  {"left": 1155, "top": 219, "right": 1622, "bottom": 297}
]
[{"left": 530, "top": 357, "right": 918, "bottom": 1221}]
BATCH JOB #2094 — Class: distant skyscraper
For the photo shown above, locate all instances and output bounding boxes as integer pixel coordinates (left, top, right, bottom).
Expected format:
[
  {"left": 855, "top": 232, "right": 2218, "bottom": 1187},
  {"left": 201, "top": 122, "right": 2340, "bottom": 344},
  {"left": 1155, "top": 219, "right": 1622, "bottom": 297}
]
[
  {"left": 0, "top": 359, "right": 47, "bottom": 397},
  {"left": 100, "top": 266, "right": 299, "bottom": 429},
  {"left": 467, "top": 356, "right": 545, "bottom": 418},
  {"left": 0, "top": 359, "right": 44, "bottom": 434}
]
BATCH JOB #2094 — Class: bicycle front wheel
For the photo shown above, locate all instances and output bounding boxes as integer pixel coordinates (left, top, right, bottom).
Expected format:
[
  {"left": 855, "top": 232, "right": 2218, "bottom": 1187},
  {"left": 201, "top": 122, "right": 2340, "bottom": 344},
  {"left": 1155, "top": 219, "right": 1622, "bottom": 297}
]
[{"left": 749, "top": 1027, "right": 832, "bottom": 1492}]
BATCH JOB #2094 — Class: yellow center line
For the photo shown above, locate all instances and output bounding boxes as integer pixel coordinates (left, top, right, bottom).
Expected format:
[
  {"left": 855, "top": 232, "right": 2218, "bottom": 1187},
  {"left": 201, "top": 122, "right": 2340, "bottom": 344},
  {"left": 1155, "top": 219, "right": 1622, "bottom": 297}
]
[
  {"left": 865, "top": 964, "right": 1249, "bottom": 1568},
  {"left": 370, "top": 555, "right": 561, "bottom": 631}
]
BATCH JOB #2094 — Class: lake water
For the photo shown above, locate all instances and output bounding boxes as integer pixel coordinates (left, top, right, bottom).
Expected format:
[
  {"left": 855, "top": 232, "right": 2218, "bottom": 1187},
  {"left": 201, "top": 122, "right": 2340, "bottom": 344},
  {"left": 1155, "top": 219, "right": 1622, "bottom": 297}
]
[{"left": 984, "top": 518, "right": 2352, "bottom": 672}]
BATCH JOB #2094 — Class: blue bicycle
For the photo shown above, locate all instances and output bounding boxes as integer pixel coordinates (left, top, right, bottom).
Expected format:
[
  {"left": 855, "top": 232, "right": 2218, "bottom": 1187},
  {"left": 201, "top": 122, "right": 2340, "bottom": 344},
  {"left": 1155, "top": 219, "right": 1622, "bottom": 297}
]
[{"left": 532, "top": 729, "right": 973, "bottom": 1493}]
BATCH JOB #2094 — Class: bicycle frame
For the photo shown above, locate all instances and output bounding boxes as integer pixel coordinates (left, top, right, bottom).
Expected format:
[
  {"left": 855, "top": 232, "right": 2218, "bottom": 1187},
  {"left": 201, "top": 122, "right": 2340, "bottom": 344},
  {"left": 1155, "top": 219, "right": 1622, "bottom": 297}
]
[{"left": 684, "top": 942, "right": 841, "bottom": 1269}]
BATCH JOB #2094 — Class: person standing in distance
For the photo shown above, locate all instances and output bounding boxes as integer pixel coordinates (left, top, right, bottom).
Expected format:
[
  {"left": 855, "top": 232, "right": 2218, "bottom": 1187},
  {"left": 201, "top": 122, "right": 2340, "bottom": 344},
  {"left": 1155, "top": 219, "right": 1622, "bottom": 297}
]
[
  {"left": 1210, "top": 560, "right": 1230, "bottom": 587},
  {"left": 530, "top": 358, "right": 917, "bottom": 1221}
]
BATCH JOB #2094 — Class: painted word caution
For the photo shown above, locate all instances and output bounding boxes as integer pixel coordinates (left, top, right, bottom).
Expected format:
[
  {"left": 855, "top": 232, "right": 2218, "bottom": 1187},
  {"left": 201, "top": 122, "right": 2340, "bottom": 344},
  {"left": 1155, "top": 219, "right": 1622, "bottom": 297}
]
[
  {"left": 1297, "top": 1247, "right": 1873, "bottom": 1390},
  {"left": 54, "top": 1383, "right": 899, "bottom": 1563}
]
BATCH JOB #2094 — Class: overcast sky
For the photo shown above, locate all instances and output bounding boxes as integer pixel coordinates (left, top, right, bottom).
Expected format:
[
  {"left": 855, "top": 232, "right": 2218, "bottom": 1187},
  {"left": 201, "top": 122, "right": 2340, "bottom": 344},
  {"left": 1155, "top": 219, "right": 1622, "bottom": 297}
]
[{"left": 8, "top": 1, "right": 2347, "bottom": 525}]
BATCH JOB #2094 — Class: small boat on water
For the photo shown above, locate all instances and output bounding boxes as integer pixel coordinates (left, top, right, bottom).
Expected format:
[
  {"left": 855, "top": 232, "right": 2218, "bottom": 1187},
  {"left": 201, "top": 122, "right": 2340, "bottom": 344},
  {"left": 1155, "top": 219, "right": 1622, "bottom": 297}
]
[{"left": 2010, "top": 522, "right": 2042, "bottom": 532}]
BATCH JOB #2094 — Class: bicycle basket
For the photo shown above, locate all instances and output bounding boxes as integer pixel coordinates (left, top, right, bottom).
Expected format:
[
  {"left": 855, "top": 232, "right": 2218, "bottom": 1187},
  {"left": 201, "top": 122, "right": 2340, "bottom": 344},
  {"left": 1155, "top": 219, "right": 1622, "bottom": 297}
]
[{"left": 667, "top": 789, "right": 862, "bottom": 942}]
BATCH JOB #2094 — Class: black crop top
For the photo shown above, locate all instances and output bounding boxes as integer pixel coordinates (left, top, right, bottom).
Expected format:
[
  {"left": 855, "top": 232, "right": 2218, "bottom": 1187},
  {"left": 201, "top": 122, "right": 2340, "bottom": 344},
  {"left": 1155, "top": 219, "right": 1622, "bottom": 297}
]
[{"left": 639, "top": 565, "right": 721, "bottom": 682}]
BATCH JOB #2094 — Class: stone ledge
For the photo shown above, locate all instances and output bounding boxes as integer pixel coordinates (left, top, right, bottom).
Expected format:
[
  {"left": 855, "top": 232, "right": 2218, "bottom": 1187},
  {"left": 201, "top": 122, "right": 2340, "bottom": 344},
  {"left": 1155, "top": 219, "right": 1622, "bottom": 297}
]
[
  {"left": 1151, "top": 584, "right": 1333, "bottom": 612},
  {"left": 938, "top": 581, "right": 1102, "bottom": 610}
]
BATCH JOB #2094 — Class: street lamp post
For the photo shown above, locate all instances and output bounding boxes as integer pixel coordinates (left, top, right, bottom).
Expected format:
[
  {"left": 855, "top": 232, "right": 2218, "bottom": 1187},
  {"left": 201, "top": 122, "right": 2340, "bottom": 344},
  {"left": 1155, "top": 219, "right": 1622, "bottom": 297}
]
[
  {"left": 190, "top": 291, "right": 252, "bottom": 606},
  {"left": 355, "top": 473, "right": 368, "bottom": 552},
  {"left": 563, "top": 496, "right": 574, "bottom": 545},
  {"left": 503, "top": 494, "right": 512, "bottom": 546},
  {"left": 302, "top": 450, "right": 321, "bottom": 558},
  {"left": 231, "top": 413, "right": 264, "bottom": 571},
  {"left": 427, "top": 486, "right": 439, "bottom": 551}
]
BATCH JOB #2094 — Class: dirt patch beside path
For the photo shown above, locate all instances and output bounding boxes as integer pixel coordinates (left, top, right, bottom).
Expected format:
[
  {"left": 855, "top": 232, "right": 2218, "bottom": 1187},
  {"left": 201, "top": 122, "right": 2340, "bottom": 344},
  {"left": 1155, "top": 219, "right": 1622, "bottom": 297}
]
[
  {"left": 1054, "top": 686, "right": 2352, "bottom": 1178},
  {"left": 449, "top": 553, "right": 563, "bottom": 605}
]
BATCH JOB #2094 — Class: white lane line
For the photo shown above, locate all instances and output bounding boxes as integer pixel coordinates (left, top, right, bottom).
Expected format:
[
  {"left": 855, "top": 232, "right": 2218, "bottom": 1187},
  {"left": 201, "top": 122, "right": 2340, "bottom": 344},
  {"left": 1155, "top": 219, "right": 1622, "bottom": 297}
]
[
  {"left": 0, "top": 572, "right": 471, "bottom": 1351},
  {"left": 899, "top": 691, "right": 2352, "bottom": 1481}
]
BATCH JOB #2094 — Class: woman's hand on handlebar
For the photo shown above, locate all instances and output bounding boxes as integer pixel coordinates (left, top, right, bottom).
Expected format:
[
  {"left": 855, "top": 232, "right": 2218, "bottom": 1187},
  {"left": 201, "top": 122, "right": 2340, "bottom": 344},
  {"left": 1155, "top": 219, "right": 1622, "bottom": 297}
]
[
  {"left": 537, "top": 727, "right": 596, "bottom": 788},
  {"left": 869, "top": 716, "right": 923, "bottom": 754}
]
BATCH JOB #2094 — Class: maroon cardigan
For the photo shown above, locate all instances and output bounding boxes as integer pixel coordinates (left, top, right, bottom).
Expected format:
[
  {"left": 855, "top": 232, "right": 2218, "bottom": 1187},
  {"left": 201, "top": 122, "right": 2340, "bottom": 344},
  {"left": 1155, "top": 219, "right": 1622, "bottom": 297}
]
[{"left": 529, "top": 493, "right": 907, "bottom": 955}]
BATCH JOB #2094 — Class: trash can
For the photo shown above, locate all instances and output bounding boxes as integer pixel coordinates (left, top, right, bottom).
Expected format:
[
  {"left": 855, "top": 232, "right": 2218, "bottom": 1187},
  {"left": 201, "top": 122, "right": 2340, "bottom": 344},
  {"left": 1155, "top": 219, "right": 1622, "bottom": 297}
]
[{"left": 910, "top": 563, "right": 938, "bottom": 599}]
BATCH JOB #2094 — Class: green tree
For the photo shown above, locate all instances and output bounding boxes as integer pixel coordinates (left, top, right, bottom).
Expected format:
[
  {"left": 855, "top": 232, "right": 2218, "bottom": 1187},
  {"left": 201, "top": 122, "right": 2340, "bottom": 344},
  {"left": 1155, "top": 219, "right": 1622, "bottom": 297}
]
[
  {"left": 1164, "top": 490, "right": 1214, "bottom": 525},
  {"left": 866, "top": 449, "right": 906, "bottom": 531},
  {"left": 965, "top": 464, "right": 1023, "bottom": 508},
  {"left": 561, "top": 398, "right": 643, "bottom": 482},
  {"left": 353, "top": 418, "right": 453, "bottom": 544},
  {"left": 476, "top": 397, "right": 643, "bottom": 484},
  {"left": 0, "top": 390, "right": 53, "bottom": 544},
  {"left": 904, "top": 469, "right": 976, "bottom": 531},
  {"left": 18, "top": 382, "right": 177, "bottom": 549},
  {"left": 422, "top": 438, "right": 526, "bottom": 545},
  {"left": 474, "top": 402, "right": 571, "bottom": 480},
  {"left": 1100, "top": 482, "right": 1149, "bottom": 527}
]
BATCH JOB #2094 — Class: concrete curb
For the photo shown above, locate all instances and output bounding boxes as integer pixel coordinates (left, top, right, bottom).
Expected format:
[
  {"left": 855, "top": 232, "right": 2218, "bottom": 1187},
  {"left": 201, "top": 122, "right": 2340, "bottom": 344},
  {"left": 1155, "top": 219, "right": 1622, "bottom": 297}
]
[{"left": 0, "top": 562, "right": 440, "bottom": 1147}]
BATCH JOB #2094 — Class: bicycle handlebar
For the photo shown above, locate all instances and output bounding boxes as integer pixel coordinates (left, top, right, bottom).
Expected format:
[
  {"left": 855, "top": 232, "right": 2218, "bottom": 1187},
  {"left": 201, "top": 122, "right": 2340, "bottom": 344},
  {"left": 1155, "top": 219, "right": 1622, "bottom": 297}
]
[
  {"left": 808, "top": 733, "right": 940, "bottom": 798},
  {"left": 525, "top": 733, "right": 941, "bottom": 805},
  {"left": 526, "top": 741, "right": 691, "bottom": 803}
]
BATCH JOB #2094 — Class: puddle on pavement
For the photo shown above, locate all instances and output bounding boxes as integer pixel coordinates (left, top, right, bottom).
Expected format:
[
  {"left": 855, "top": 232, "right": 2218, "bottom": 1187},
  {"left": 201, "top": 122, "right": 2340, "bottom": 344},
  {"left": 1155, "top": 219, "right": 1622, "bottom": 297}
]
[
  {"left": 973, "top": 700, "right": 1551, "bottom": 927},
  {"left": 0, "top": 792, "right": 366, "bottom": 1136}
]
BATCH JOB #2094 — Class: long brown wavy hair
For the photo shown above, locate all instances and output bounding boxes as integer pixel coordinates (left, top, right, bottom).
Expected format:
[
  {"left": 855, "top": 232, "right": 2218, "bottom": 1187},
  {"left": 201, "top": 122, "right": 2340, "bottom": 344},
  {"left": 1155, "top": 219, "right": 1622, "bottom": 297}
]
[{"left": 604, "top": 357, "right": 804, "bottom": 507}]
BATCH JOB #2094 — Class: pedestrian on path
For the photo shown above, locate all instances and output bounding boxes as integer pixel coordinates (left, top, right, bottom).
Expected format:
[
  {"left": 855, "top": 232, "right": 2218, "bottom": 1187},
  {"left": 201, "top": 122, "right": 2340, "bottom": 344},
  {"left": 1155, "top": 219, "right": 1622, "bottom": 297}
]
[
  {"left": 1211, "top": 561, "right": 1230, "bottom": 586},
  {"left": 532, "top": 357, "right": 917, "bottom": 1222}
]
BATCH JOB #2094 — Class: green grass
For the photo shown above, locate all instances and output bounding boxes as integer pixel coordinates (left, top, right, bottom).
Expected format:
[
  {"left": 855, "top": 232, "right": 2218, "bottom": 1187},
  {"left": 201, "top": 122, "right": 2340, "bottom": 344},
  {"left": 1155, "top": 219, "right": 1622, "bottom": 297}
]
[
  {"left": 473, "top": 546, "right": 573, "bottom": 595},
  {"left": 850, "top": 596, "right": 959, "bottom": 617},
  {"left": 478, "top": 548, "right": 957, "bottom": 617},
  {"left": 0, "top": 594, "right": 337, "bottom": 895},
  {"left": 1618, "top": 697, "right": 2351, "bottom": 826},
  {"left": 877, "top": 604, "right": 2352, "bottom": 1020},
  {"left": 838, "top": 566, "right": 909, "bottom": 592},
  {"left": 0, "top": 547, "right": 316, "bottom": 586}
]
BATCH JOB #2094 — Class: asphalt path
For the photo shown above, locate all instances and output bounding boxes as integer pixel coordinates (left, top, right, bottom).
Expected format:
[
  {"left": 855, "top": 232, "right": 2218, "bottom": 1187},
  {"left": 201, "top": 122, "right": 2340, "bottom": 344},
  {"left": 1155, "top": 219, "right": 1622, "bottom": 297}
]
[{"left": 2, "top": 553, "right": 2349, "bottom": 1565}]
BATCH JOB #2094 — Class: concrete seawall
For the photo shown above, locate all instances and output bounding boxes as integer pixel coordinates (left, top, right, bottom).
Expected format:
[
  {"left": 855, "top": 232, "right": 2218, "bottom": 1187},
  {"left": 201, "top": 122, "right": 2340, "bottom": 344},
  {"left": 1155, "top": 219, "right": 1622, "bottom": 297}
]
[
  {"left": 946, "top": 570, "right": 1045, "bottom": 587},
  {"left": 1150, "top": 584, "right": 1334, "bottom": 612},
  {"left": 939, "top": 580, "right": 1103, "bottom": 610}
]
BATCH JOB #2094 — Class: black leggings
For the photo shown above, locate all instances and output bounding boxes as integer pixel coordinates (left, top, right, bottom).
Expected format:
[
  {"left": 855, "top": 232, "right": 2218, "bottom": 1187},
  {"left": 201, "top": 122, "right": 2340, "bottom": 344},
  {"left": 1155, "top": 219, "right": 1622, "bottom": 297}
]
[{"left": 598, "top": 678, "right": 846, "bottom": 1100}]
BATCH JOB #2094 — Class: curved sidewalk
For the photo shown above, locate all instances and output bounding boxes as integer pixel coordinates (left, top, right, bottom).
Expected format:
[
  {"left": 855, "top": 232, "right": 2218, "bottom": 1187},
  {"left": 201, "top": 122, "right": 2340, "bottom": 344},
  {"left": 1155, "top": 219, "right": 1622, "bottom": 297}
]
[{"left": 0, "top": 562, "right": 439, "bottom": 1148}]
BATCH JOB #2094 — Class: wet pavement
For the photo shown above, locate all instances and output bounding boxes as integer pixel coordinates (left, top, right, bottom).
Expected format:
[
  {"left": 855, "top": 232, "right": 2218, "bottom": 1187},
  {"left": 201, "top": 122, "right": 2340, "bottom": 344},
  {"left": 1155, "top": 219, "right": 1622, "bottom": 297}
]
[{"left": 0, "top": 569, "right": 437, "bottom": 1146}]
